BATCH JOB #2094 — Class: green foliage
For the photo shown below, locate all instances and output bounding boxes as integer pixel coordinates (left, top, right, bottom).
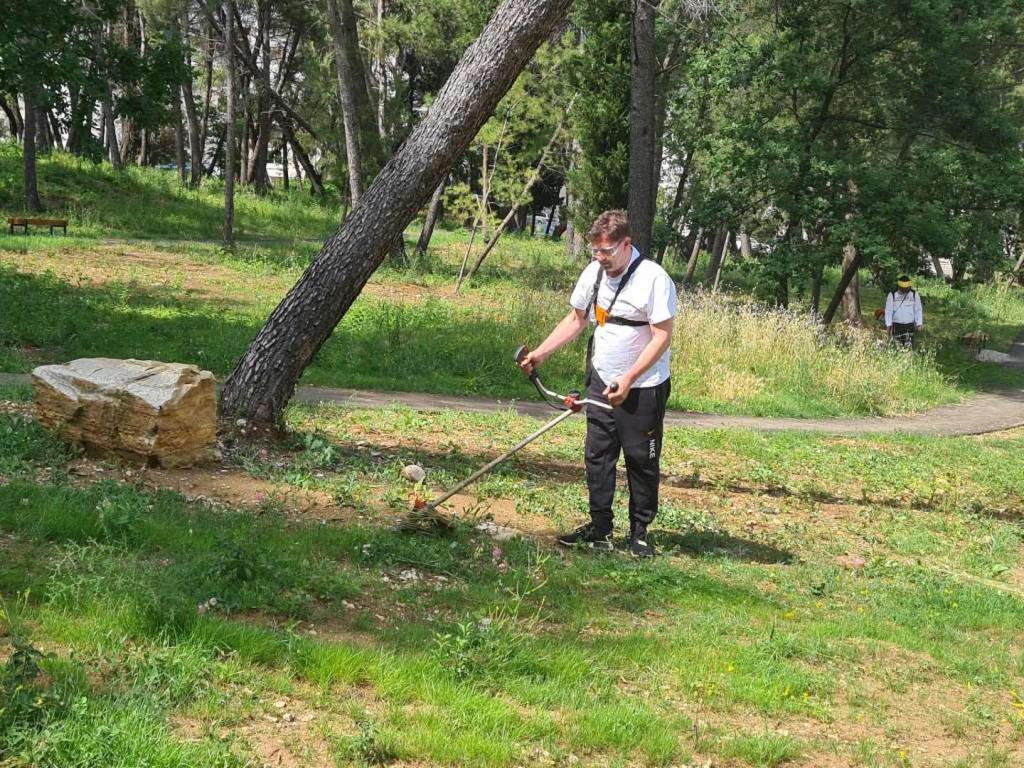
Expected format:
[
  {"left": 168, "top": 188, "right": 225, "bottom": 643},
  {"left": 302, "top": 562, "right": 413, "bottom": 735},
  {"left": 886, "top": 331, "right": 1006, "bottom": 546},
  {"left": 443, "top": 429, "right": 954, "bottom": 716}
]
[
  {"left": 670, "top": 0, "right": 1024, "bottom": 297},
  {"left": 566, "top": 0, "right": 631, "bottom": 228}
]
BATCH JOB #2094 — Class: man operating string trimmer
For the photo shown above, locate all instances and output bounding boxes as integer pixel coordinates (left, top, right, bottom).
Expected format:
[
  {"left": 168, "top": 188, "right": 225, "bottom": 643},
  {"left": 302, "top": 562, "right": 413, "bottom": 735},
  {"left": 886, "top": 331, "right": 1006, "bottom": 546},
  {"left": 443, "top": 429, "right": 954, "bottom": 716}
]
[{"left": 517, "top": 210, "right": 677, "bottom": 557}]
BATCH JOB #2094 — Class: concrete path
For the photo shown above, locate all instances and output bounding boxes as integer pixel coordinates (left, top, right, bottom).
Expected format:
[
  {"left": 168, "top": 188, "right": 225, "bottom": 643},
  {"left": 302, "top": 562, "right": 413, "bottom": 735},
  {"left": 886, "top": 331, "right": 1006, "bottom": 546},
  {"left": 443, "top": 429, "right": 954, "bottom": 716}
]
[{"left": 4, "top": 371, "right": 1023, "bottom": 437}]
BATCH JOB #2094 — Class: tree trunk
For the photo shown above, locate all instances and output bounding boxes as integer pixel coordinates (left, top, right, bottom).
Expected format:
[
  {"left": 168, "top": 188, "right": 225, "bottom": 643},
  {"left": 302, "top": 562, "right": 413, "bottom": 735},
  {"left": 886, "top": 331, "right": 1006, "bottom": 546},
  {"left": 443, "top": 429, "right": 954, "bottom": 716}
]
[
  {"left": 739, "top": 232, "right": 752, "bottom": 260},
  {"left": 174, "top": 92, "right": 187, "bottom": 184},
  {"left": 810, "top": 262, "right": 824, "bottom": 315},
  {"left": 224, "top": 0, "right": 237, "bottom": 246},
  {"left": 327, "top": 0, "right": 366, "bottom": 206},
  {"left": 414, "top": 179, "right": 445, "bottom": 256},
  {"left": 35, "top": 108, "right": 52, "bottom": 155},
  {"left": 182, "top": 74, "right": 204, "bottom": 186},
  {"left": 682, "top": 227, "right": 704, "bottom": 287},
  {"left": 11, "top": 95, "right": 24, "bottom": 140},
  {"left": 181, "top": 17, "right": 204, "bottom": 188},
  {"left": 278, "top": 116, "right": 324, "bottom": 196},
  {"left": 281, "top": 138, "right": 289, "bottom": 190},
  {"left": 138, "top": 128, "right": 148, "bottom": 165},
  {"left": 0, "top": 95, "right": 14, "bottom": 139},
  {"left": 703, "top": 226, "right": 727, "bottom": 284},
  {"left": 247, "top": 0, "right": 272, "bottom": 193},
  {"left": 200, "top": 18, "right": 215, "bottom": 159},
  {"left": 22, "top": 92, "right": 42, "bottom": 212},
  {"left": 627, "top": 0, "right": 659, "bottom": 256},
  {"left": 204, "top": 128, "right": 224, "bottom": 177},
  {"left": 220, "top": 0, "right": 574, "bottom": 426},
  {"left": 47, "top": 110, "right": 62, "bottom": 152},
  {"left": 240, "top": 104, "right": 250, "bottom": 185},
  {"left": 840, "top": 241, "right": 862, "bottom": 326},
  {"left": 821, "top": 249, "right": 862, "bottom": 326},
  {"left": 374, "top": 0, "right": 388, "bottom": 143},
  {"left": 103, "top": 88, "right": 122, "bottom": 168},
  {"left": 655, "top": 151, "right": 691, "bottom": 264},
  {"left": 1, "top": 94, "right": 22, "bottom": 140}
]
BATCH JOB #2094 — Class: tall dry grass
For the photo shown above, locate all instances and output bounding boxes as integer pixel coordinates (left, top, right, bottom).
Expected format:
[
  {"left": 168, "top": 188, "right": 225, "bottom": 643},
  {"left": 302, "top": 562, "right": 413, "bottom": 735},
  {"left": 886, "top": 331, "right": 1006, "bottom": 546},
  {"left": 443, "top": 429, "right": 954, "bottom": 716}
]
[{"left": 668, "top": 290, "right": 954, "bottom": 416}]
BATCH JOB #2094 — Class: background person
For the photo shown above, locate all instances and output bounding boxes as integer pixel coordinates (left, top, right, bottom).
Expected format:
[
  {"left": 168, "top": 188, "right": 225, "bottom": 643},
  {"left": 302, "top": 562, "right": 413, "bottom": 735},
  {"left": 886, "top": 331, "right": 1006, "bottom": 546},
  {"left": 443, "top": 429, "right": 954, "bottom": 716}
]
[{"left": 885, "top": 275, "right": 924, "bottom": 348}]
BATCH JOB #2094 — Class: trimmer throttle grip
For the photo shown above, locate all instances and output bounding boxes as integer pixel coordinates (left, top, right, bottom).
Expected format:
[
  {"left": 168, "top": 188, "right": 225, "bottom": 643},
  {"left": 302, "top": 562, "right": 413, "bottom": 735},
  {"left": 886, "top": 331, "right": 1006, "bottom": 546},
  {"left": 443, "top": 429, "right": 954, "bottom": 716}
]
[{"left": 513, "top": 345, "right": 539, "bottom": 382}]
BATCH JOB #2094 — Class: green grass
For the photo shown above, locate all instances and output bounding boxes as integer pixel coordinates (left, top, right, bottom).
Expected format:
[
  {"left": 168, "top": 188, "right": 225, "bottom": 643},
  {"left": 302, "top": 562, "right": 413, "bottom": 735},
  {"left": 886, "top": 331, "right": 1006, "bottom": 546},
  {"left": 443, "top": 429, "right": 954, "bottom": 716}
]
[
  {"left": 2, "top": 147, "right": 1023, "bottom": 417},
  {"left": 1, "top": 405, "right": 1023, "bottom": 765},
  {"left": 0, "top": 144, "right": 339, "bottom": 241}
]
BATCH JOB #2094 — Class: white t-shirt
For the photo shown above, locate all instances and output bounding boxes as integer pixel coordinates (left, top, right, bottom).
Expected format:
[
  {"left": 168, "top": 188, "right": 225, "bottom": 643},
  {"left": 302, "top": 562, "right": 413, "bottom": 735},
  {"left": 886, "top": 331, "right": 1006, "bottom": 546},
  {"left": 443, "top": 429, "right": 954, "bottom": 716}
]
[{"left": 569, "top": 247, "right": 677, "bottom": 388}]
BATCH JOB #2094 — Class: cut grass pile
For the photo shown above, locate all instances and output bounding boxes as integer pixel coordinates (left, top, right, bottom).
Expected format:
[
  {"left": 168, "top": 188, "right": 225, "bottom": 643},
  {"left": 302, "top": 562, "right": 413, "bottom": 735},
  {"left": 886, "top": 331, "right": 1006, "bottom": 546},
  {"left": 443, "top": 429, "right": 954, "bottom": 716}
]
[{"left": 1, "top": 394, "right": 1023, "bottom": 766}]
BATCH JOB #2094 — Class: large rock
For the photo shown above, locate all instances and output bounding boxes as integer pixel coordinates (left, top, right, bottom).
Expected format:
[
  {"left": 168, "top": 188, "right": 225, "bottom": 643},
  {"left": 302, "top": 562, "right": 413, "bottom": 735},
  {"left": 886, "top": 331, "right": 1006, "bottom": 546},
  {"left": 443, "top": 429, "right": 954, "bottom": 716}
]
[{"left": 32, "top": 358, "right": 220, "bottom": 467}]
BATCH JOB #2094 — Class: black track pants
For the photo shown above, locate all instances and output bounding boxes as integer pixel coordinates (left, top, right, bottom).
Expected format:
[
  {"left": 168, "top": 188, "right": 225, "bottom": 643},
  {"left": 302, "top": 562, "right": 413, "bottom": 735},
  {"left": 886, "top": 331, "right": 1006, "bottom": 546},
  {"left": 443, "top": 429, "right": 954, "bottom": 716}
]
[
  {"left": 584, "top": 372, "right": 671, "bottom": 532},
  {"left": 891, "top": 322, "right": 916, "bottom": 349}
]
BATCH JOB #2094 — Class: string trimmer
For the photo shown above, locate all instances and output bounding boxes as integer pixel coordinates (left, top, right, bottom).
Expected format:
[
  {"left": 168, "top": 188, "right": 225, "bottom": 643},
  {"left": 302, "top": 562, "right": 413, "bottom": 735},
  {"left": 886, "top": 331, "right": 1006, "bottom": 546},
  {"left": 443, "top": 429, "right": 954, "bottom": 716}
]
[{"left": 399, "top": 346, "right": 615, "bottom": 531}]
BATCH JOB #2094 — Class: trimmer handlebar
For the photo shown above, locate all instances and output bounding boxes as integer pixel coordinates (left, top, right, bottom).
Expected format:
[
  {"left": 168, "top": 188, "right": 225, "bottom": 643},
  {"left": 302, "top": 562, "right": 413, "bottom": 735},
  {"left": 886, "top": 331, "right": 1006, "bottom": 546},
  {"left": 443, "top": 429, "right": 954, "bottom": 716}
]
[{"left": 514, "top": 345, "right": 615, "bottom": 411}]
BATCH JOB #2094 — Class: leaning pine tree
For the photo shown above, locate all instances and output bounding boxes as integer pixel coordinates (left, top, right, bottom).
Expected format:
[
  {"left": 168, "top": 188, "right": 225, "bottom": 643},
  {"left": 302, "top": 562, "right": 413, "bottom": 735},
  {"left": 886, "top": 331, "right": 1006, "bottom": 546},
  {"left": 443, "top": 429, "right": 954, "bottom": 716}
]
[{"left": 220, "top": 0, "right": 574, "bottom": 427}]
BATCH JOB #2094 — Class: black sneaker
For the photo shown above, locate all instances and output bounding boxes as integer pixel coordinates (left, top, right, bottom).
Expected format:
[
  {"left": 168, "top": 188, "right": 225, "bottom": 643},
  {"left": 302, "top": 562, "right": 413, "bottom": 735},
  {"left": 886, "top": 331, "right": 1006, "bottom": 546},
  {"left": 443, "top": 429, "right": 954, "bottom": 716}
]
[
  {"left": 627, "top": 526, "right": 656, "bottom": 558},
  {"left": 557, "top": 522, "right": 614, "bottom": 551}
]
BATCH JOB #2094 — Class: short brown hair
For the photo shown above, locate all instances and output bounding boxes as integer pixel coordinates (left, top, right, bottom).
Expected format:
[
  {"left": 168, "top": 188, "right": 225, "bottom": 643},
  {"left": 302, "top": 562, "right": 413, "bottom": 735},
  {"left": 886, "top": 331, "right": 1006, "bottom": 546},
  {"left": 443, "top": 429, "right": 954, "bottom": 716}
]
[{"left": 587, "top": 209, "right": 630, "bottom": 242}]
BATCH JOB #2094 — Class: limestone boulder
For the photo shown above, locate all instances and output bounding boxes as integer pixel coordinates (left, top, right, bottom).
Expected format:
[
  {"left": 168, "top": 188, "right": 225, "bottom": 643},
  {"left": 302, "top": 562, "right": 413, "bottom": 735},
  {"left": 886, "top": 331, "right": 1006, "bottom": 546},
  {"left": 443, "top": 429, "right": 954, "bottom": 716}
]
[{"left": 32, "top": 358, "right": 220, "bottom": 467}]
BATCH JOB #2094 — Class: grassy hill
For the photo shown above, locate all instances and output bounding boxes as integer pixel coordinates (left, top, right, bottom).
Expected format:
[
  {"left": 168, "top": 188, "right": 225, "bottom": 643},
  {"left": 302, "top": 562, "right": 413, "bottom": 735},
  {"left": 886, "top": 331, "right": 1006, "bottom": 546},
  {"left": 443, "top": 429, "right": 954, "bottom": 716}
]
[{"left": 0, "top": 144, "right": 338, "bottom": 241}]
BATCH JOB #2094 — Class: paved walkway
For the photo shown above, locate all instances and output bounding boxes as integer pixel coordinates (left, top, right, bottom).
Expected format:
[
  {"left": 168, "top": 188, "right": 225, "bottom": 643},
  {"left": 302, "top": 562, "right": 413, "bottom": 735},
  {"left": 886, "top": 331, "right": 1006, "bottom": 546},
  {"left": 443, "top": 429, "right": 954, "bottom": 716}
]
[{"left": 4, "top": 371, "right": 1023, "bottom": 437}]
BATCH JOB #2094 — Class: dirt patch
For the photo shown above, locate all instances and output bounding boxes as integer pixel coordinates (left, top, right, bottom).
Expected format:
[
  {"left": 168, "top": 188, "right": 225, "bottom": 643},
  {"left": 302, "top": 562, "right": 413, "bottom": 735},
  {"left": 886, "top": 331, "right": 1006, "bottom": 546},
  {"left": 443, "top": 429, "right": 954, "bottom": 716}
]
[{"left": 174, "top": 697, "right": 334, "bottom": 768}]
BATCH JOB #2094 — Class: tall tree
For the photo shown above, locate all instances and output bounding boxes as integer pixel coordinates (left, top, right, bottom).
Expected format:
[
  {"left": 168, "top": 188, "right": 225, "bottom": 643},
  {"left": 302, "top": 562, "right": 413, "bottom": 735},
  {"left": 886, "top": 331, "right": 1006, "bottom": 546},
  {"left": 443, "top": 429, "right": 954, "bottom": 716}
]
[
  {"left": 223, "top": 0, "right": 237, "bottom": 246},
  {"left": 220, "top": 0, "right": 574, "bottom": 427},
  {"left": 22, "top": 92, "right": 42, "bottom": 211},
  {"left": 627, "top": 0, "right": 659, "bottom": 254},
  {"left": 326, "top": 0, "right": 367, "bottom": 207}
]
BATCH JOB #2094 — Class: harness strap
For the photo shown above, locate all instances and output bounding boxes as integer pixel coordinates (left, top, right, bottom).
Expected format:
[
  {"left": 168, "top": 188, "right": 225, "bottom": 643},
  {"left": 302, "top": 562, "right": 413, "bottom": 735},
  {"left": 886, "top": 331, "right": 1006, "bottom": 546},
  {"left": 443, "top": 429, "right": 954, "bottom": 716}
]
[
  {"left": 585, "top": 254, "right": 647, "bottom": 384},
  {"left": 587, "top": 255, "right": 646, "bottom": 324},
  {"left": 604, "top": 316, "right": 648, "bottom": 327}
]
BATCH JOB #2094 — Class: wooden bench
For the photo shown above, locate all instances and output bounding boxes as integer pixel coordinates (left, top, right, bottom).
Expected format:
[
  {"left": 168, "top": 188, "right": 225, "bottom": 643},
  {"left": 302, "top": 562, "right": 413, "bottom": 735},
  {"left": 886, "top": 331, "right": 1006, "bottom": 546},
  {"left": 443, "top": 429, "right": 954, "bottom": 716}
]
[{"left": 8, "top": 217, "right": 68, "bottom": 235}]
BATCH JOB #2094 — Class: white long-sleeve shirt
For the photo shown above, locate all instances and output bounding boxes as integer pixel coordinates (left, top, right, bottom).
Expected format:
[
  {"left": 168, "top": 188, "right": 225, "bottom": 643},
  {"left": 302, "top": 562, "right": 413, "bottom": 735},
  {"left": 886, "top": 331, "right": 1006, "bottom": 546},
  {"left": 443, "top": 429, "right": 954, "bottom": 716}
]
[{"left": 885, "top": 290, "right": 923, "bottom": 327}]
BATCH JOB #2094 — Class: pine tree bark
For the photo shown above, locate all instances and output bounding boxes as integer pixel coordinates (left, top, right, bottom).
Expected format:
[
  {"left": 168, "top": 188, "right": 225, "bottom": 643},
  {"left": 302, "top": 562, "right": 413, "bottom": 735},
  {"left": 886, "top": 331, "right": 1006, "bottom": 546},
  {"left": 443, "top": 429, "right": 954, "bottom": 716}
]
[
  {"left": 810, "top": 262, "right": 824, "bottom": 315},
  {"left": 840, "top": 241, "right": 862, "bottom": 325},
  {"left": 414, "top": 180, "right": 445, "bottom": 256},
  {"left": 327, "top": 0, "right": 366, "bottom": 206},
  {"left": 182, "top": 17, "right": 204, "bottom": 188},
  {"left": 224, "top": 0, "right": 237, "bottom": 246},
  {"left": 1, "top": 96, "right": 19, "bottom": 139},
  {"left": 247, "top": 0, "right": 273, "bottom": 193},
  {"left": 739, "top": 232, "right": 752, "bottom": 259},
  {"left": 278, "top": 115, "right": 324, "bottom": 196},
  {"left": 655, "top": 150, "right": 691, "bottom": 264},
  {"left": 703, "top": 226, "right": 727, "bottom": 284},
  {"left": 22, "top": 92, "right": 42, "bottom": 212},
  {"left": 103, "top": 87, "right": 122, "bottom": 169},
  {"left": 627, "top": 0, "right": 659, "bottom": 256},
  {"left": 682, "top": 227, "right": 704, "bottom": 287},
  {"left": 822, "top": 250, "right": 862, "bottom": 325},
  {"left": 220, "top": 0, "right": 575, "bottom": 426},
  {"left": 174, "top": 91, "right": 187, "bottom": 184}
]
